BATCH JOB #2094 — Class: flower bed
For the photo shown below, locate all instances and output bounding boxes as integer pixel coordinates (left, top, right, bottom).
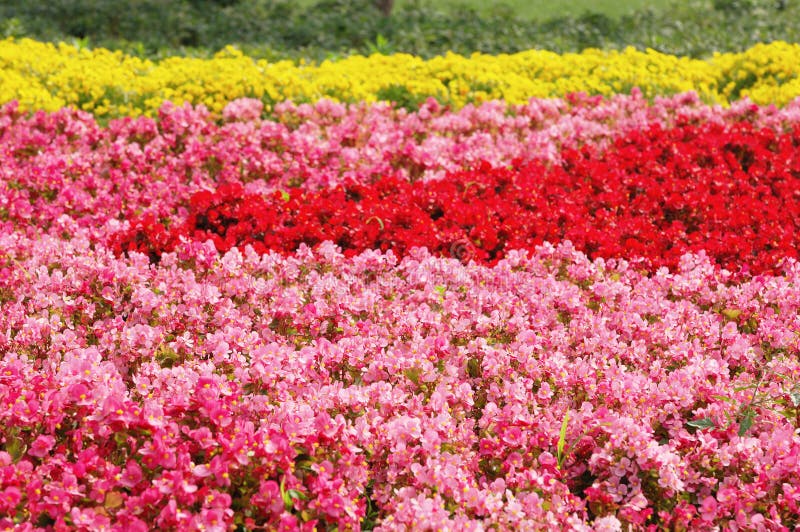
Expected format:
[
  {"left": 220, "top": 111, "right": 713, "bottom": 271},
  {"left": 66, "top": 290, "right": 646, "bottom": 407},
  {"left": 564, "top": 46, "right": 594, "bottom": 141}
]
[
  {"left": 2, "top": 235, "right": 800, "bottom": 530},
  {"left": 2, "top": 88, "right": 800, "bottom": 529},
  {"left": 3, "top": 39, "right": 800, "bottom": 118}
]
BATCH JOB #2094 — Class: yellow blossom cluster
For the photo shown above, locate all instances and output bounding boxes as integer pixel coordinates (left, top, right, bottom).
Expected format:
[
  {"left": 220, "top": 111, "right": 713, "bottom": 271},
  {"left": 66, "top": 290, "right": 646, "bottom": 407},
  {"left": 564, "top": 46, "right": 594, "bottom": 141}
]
[{"left": 1, "top": 38, "right": 798, "bottom": 118}]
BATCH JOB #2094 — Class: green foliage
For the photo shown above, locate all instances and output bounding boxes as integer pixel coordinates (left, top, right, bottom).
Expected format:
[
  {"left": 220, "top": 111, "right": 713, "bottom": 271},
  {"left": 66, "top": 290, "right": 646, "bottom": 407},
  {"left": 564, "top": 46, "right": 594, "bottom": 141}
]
[
  {"left": 1, "top": 0, "right": 799, "bottom": 60},
  {"left": 0, "top": 16, "right": 25, "bottom": 38},
  {"left": 1, "top": 0, "right": 203, "bottom": 47},
  {"left": 687, "top": 365, "right": 800, "bottom": 436},
  {"left": 375, "top": 84, "right": 428, "bottom": 111}
]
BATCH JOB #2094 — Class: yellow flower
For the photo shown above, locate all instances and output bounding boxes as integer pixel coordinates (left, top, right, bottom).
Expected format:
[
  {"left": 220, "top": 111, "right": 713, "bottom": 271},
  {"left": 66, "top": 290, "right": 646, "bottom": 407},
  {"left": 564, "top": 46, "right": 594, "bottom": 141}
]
[{"left": 1, "top": 37, "right": 799, "bottom": 118}]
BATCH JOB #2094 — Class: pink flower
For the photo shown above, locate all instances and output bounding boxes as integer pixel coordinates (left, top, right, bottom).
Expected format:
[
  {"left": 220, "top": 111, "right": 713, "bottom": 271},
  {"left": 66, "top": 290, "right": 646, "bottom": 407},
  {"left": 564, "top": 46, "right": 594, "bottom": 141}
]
[
  {"left": 537, "top": 451, "right": 556, "bottom": 468},
  {"left": 192, "top": 464, "right": 212, "bottom": 478},
  {"left": 192, "top": 508, "right": 231, "bottom": 532},
  {"left": 0, "top": 486, "right": 22, "bottom": 514},
  {"left": 593, "top": 515, "right": 622, "bottom": 531},
  {"left": 536, "top": 382, "right": 553, "bottom": 401},
  {"left": 251, "top": 480, "right": 285, "bottom": 516},
  {"left": 120, "top": 460, "right": 144, "bottom": 489},
  {"left": 69, "top": 507, "right": 112, "bottom": 530},
  {"left": 222, "top": 98, "right": 264, "bottom": 122},
  {"left": 28, "top": 435, "right": 55, "bottom": 458}
]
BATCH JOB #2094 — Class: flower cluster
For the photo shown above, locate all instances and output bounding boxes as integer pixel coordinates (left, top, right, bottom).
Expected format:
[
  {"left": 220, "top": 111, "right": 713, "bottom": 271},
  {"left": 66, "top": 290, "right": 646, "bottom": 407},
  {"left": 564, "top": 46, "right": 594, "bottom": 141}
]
[
  {"left": 114, "top": 119, "right": 800, "bottom": 275},
  {"left": 3, "top": 38, "right": 800, "bottom": 118}
]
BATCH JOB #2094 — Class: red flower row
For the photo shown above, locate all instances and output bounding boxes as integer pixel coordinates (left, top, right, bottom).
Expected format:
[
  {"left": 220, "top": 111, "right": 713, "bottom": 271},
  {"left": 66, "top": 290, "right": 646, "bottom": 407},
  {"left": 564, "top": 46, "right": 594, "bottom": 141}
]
[{"left": 112, "top": 121, "right": 800, "bottom": 275}]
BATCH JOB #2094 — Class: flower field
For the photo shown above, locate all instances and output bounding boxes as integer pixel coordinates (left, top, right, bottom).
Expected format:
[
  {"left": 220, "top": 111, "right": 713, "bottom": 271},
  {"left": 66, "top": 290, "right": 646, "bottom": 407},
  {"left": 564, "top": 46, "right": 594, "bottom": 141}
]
[{"left": 2, "top": 39, "right": 800, "bottom": 531}]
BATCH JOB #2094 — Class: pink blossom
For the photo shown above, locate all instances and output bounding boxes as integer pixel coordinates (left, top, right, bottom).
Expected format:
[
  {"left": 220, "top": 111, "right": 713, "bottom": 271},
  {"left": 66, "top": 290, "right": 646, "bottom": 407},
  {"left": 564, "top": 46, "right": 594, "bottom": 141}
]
[{"left": 28, "top": 435, "right": 55, "bottom": 458}]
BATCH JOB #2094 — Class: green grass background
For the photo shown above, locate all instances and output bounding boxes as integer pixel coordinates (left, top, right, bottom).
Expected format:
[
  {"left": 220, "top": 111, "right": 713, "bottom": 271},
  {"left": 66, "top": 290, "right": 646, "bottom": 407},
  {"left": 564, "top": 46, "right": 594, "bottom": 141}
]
[
  {"left": 3, "top": 0, "right": 796, "bottom": 61},
  {"left": 296, "top": 0, "right": 673, "bottom": 20}
]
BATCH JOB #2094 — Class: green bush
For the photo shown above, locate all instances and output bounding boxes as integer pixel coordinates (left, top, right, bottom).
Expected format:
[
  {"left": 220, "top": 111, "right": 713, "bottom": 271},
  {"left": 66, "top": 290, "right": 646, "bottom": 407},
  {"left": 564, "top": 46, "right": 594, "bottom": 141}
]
[{"left": 1, "top": 0, "right": 798, "bottom": 60}]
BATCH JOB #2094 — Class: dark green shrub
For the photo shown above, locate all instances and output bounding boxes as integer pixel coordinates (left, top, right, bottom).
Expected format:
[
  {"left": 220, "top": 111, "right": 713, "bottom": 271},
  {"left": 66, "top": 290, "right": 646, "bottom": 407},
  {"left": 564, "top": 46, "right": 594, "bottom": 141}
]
[{"left": 1, "top": 0, "right": 799, "bottom": 60}]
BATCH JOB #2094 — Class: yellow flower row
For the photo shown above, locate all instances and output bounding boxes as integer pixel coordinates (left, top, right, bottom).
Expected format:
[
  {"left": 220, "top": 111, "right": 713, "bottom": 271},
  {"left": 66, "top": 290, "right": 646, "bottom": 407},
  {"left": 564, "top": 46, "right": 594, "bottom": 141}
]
[{"left": 1, "top": 38, "right": 799, "bottom": 118}]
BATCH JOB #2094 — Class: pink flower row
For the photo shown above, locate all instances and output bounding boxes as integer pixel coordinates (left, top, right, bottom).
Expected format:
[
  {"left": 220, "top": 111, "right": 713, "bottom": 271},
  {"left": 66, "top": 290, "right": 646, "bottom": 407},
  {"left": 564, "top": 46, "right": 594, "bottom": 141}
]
[{"left": 1, "top": 229, "right": 800, "bottom": 529}]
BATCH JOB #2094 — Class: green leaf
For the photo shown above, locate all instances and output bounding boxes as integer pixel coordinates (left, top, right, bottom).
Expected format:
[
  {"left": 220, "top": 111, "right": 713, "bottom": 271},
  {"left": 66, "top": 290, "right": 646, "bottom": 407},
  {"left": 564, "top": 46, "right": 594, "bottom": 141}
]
[
  {"left": 5, "top": 435, "right": 26, "bottom": 463},
  {"left": 712, "top": 394, "right": 734, "bottom": 403},
  {"left": 557, "top": 410, "right": 569, "bottom": 467},
  {"left": 723, "top": 410, "right": 735, "bottom": 425},
  {"left": 466, "top": 358, "right": 482, "bottom": 378},
  {"left": 287, "top": 489, "right": 307, "bottom": 501},
  {"left": 114, "top": 431, "right": 128, "bottom": 446},
  {"left": 280, "top": 477, "right": 292, "bottom": 510},
  {"left": 687, "top": 418, "right": 716, "bottom": 430},
  {"left": 721, "top": 308, "right": 742, "bottom": 320},
  {"left": 404, "top": 366, "right": 422, "bottom": 385},
  {"left": 738, "top": 409, "right": 755, "bottom": 436},
  {"left": 280, "top": 190, "right": 290, "bottom": 202}
]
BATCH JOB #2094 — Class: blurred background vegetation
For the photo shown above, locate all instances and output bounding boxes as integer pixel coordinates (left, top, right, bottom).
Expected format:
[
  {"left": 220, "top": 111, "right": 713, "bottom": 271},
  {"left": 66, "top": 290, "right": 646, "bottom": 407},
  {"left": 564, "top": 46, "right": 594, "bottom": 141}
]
[
  {"left": 0, "top": 0, "right": 796, "bottom": 61},
  {"left": 292, "top": 0, "right": 676, "bottom": 19}
]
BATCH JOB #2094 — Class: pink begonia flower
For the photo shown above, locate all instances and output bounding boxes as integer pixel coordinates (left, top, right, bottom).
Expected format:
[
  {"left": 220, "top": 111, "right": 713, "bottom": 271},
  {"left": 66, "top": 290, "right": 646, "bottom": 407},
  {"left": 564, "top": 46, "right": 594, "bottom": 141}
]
[
  {"left": 192, "top": 463, "right": 213, "bottom": 478},
  {"left": 67, "top": 382, "right": 92, "bottom": 405},
  {"left": 0, "top": 452, "right": 12, "bottom": 467},
  {"left": 138, "top": 435, "right": 177, "bottom": 470},
  {"left": 120, "top": 460, "right": 143, "bottom": 489},
  {"left": 537, "top": 451, "right": 556, "bottom": 468},
  {"left": 186, "top": 426, "right": 218, "bottom": 450},
  {"left": 28, "top": 435, "right": 55, "bottom": 458},
  {"left": 209, "top": 455, "right": 232, "bottom": 488},
  {"left": 0, "top": 486, "right": 22, "bottom": 513},
  {"left": 593, "top": 515, "right": 623, "bottom": 531},
  {"left": 222, "top": 98, "right": 264, "bottom": 122},
  {"left": 251, "top": 480, "right": 285, "bottom": 515},
  {"left": 192, "top": 508, "right": 231, "bottom": 532},
  {"left": 156, "top": 497, "right": 187, "bottom": 529},
  {"left": 536, "top": 381, "right": 553, "bottom": 401},
  {"left": 69, "top": 507, "right": 112, "bottom": 530},
  {"left": 100, "top": 395, "right": 129, "bottom": 422},
  {"left": 500, "top": 426, "right": 525, "bottom": 447},
  {"left": 116, "top": 516, "right": 150, "bottom": 532}
]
